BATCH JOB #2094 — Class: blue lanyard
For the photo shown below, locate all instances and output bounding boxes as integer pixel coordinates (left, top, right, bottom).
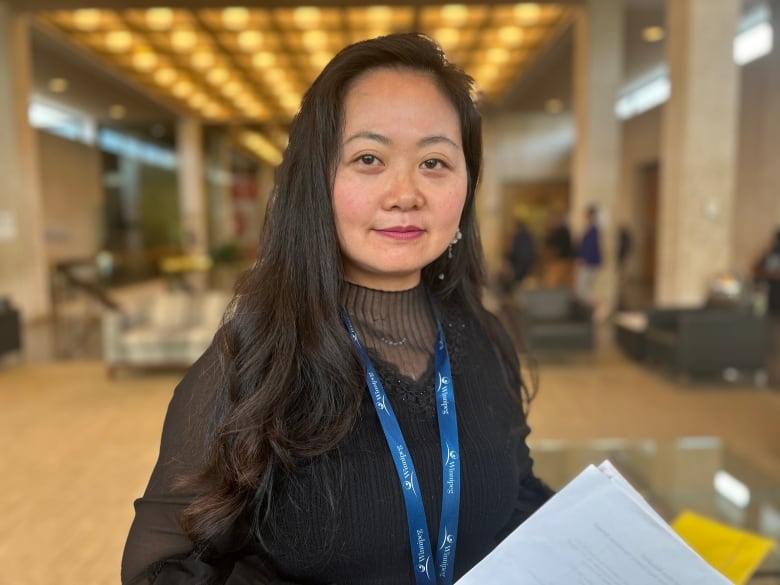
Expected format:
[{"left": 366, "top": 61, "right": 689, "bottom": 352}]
[{"left": 341, "top": 301, "right": 461, "bottom": 585}]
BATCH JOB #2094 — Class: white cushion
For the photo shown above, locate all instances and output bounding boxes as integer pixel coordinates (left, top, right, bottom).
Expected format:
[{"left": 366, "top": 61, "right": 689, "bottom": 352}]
[
  {"left": 146, "top": 292, "right": 192, "bottom": 331},
  {"left": 198, "top": 291, "right": 231, "bottom": 330}
]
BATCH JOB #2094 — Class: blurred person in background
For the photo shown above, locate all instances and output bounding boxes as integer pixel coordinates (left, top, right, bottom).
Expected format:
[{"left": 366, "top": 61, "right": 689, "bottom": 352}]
[
  {"left": 616, "top": 224, "right": 633, "bottom": 310},
  {"left": 575, "top": 205, "right": 602, "bottom": 305},
  {"left": 541, "top": 209, "right": 574, "bottom": 288},
  {"left": 754, "top": 227, "right": 780, "bottom": 316},
  {"left": 499, "top": 218, "right": 536, "bottom": 295}
]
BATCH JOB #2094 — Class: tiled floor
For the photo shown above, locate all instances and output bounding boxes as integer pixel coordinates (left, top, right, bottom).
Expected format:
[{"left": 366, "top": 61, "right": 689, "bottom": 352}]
[{"left": 1, "top": 317, "right": 780, "bottom": 584}]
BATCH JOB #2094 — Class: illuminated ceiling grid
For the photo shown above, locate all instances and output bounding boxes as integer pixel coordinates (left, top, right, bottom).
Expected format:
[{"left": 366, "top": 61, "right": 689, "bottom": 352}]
[{"left": 38, "top": 4, "right": 567, "bottom": 127}]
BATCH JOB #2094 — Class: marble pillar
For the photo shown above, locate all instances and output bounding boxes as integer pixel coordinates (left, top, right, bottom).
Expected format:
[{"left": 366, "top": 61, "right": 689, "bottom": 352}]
[
  {"left": 0, "top": 3, "right": 50, "bottom": 321},
  {"left": 176, "top": 117, "right": 208, "bottom": 256},
  {"left": 571, "top": 0, "right": 624, "bottom": 311},
  {"left": 657, "top": 0, "right": 741, "bottom": 305},
  {"left": 755, "top": 2, "right": 780, "bottom": 255}
]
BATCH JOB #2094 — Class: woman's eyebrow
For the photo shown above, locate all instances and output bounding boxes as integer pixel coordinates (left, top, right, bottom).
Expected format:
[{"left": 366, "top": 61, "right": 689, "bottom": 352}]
[
  {"left": 343, "top": 131, "right": 460, "bottom": 149},
  {"left": 343, "top": 131, "right": 390, "bottom": 145},
  {"left": 418, "top": 134, "right": 460, "bottom": 149}
]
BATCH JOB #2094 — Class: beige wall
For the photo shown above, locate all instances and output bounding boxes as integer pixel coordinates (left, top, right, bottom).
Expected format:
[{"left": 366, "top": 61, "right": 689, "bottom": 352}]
[
  {"left": 734, "top": 55, "right": 780, "bottom": 276},
  {"left": 480, "top": 112, "right": 574, "bottom": 273},
  {"left": 39, "top": 132, "right": 103, "bottom": 264},
  {"left": 0, "top": 6, "right": 49, "bottom": 320},
  {"left": 618, "top": 106, "right": 662, "bottom": 286}
]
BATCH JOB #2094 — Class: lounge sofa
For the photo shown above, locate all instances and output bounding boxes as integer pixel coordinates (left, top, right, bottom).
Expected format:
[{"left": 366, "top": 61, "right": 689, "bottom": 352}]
[
  {"left": 644, "top": 306, "right": 770, "bottom": 382},
  {"left": 101, "top": 289, "right": 231, "bottom": 376},
  {"left": 510, "top": 287, "right": 594, "bottom": 352}
]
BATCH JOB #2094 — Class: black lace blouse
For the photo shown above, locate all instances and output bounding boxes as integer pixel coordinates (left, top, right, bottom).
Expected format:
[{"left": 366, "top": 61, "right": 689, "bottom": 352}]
[{"left": 121, "top": 283, "right": 552, "bottom": 584}]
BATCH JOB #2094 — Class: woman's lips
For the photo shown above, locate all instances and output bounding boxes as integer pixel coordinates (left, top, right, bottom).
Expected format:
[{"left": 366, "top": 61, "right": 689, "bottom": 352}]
[{"left": 375, "top": 226, "right": 425, "bottom": 241}]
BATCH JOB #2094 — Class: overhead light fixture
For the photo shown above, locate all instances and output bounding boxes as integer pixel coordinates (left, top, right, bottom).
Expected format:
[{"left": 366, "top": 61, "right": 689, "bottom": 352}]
[
  {"left": 108, "top": 104, "right": 126, "bottom": 119},
  {"left": 153, "top": 67, "right": 177, "bottom": 87},
  {"left": 188, "top": 93, "right": 207, "bottom": 109},
  {"left": 441, "top": 4, "right": 469, "bottom": 27},
  {"left": 172, "top": 79, "right": 194, "bottom": 98},
  {"left": 310, "top": 51, "right": 332, "bottom": 70},
  {"left": 475, "top": 64, "right": 500, "bottom": 90},
  {"left": 734, "top": 21, "right": 773, "bottom": 65},
  {"left": 615, "top": 65, "right": 670, "bottom": 120},
  {"left": 366, "top": 6, "right": 392, "bottom": 24},
  {"left": 293, "top": 6, "right": 321, "bottom": 29},
  {"left": 237, "top": 30, "right": 263, "bottom": 51},
  {"left": 171, "top": 29, "right": 197, "bottom": 52},
  {"left": 48, "top": 77, "right": 69, "bottom": 93},
  {"left": 206, "top": 68, "right": 230, "bottom": 85},
  {"left": 642, "top": 26, "right": 665, "bottom": 43},
  {"left": 302, "top": 30, "right": 328, "bottom": 51},
  {"left": 251, "top": 51, "right": 276, "bottom": 69},
  {"left": 514, "top": 3, "right": 541, "bottom": 24},
  {"left": 191, "top": 50, "right": 216, "bottom": 70},
  {"left": 242, "top": 104, "right": 270, "bottom": 120},
  {"left": 73, "top": 9, "right": 101, "bottom": 31},
  {"left": 145, "top": 8, "right": 174, "bottom": 31},
  {"left": 105, "top": 30, "right": 133, "bottom": 53},
  {"left": 203, "top": 103, "right": 225, "bottom": 119},
  {"left": 222, "top": 7, "right": 250, "bottom": 30},
  {"left": 270, "top": 78, "right": 293, "bottom": 97},
  {"left": 234, "top": 93, "right": 253, "bottom": 107},
  {"left": 222, "top": 80, "right": 242, "bottom": 97},
  {"left": 240, "top": 130, "right": 283, "bottom": 166},
  {"left": 264, "top": 68, "right": 287, "bottom": 85},
  {"left": 499, "top": 26, "right": 524, "bottom": 47},
  {"left": 280, "top": 93, "right": 301, "bottom": 113},
  {"left": 435, "top": 28, "right": 460, "bottom": 51},
  {"left": 132, "top": 49, "right": 158, "bottom": 72},
  {"left": 486, "top": 47, "right": 510, "bottom": 64}
]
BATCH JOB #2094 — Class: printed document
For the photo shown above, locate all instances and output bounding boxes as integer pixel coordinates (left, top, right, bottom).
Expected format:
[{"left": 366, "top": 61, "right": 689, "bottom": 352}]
[{"left": 456, "top": 461, "right": 731, "bottom": 584}]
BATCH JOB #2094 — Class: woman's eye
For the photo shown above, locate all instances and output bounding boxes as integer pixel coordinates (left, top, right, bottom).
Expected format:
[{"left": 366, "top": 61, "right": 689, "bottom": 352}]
[
  {"left": 358, "top": 154, "right": 378, "bottom": 165},
  {"left": 422, "top": 158, "right": 447, "bottom": 170}
]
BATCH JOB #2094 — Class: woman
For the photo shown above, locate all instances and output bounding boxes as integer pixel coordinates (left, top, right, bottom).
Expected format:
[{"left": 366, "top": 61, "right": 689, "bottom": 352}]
[{"left": 122, "top": 33, "right": 551, "bottom": 585}]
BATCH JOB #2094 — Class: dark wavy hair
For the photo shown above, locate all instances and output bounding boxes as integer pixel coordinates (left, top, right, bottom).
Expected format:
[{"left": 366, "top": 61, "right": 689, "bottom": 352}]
[{"left": 181, "top": 32, "right": 522, "bottom": 545}]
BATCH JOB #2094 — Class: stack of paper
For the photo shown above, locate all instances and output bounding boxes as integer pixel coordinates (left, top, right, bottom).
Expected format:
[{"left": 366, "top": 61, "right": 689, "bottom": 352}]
[{"left": 457, "top": 460, "right": 733, "bottom": 584}]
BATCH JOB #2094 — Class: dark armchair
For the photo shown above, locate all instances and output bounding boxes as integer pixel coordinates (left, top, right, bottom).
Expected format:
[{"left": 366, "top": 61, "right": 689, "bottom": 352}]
[
  {"left": 510, "top": 288, "right": 594, "bottom": 352},
  {"left": 644, "top": 306, "right": 770, "bottom": 382},
  {"left": 0, "top": 297, "right": 22, "bottom": 359}
]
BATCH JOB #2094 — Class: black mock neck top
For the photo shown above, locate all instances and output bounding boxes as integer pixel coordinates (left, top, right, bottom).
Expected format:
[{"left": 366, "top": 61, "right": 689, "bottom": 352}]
[{"left": 122, "top": 284, "right": 552, "bottom": 584}]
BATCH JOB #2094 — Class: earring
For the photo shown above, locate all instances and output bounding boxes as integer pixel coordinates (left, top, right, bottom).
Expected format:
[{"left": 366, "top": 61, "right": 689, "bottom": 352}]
[{"left": 448, "top": 228, "right": 463, "bottom": 259}]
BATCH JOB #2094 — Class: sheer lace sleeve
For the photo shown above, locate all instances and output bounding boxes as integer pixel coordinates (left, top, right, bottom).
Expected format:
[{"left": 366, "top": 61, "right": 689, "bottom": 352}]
[
  {"left": 121, "top": 347, "right": 298, "bottom": 585},
  {"left": 478, "top": 308, "right": 555, "bottom": 542}
]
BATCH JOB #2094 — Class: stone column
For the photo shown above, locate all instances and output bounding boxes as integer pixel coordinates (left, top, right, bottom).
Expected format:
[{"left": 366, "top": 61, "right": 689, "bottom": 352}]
[
  {"left": 571, "top": 0, "right": 624, "bottom": 312},
  {"left": 657, "top": 0, "right": 741, "bottom": 305},
  {"left": 176, "top": 117, "right": 208, "bottom": 255},
  {"left": 478, "top": 116, "right": 504, "bottom": 278},
  {"left": 206, "top": 132, "right": 235, "bottom": 248},
  {"left": 756, "top": 2, "right": 780, "bottom": 252},
  {"left": 0, "top": 3, "right": 50, "bottom": 321}
]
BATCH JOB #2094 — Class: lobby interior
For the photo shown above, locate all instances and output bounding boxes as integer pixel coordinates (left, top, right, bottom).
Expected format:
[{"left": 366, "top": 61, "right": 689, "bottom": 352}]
[{"left": 1, "top": 0, "right": 780, "bottom": 583}]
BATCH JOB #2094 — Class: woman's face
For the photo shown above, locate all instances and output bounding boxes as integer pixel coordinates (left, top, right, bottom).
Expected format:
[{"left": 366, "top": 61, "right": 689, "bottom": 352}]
[{"left": 332, "top": 68, "right": 468, "bottom": 291}]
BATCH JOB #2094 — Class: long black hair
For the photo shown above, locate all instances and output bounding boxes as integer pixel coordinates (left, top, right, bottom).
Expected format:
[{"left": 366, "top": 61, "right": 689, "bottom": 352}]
[{"left": 181, "top": 32, "right": 521, "bottom": 545}]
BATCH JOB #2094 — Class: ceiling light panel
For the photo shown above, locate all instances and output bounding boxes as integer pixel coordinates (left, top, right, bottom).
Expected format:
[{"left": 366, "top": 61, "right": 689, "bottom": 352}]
[
  {"left": 37, "top": 4, "right": 568, "bottom": 125},
  {"left": 348, "top": 6, "right": 414, "bottom": 29}
]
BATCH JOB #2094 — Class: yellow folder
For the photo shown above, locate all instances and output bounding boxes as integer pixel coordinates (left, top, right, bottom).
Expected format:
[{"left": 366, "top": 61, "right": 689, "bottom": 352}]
[{"left": 672, "top": 510, "right": 776, "bottom": 585}]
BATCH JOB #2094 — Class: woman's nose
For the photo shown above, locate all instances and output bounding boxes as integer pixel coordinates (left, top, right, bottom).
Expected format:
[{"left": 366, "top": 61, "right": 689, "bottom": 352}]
[{"left": 385, "top": 168, "right": 423, "bottom": 210}]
